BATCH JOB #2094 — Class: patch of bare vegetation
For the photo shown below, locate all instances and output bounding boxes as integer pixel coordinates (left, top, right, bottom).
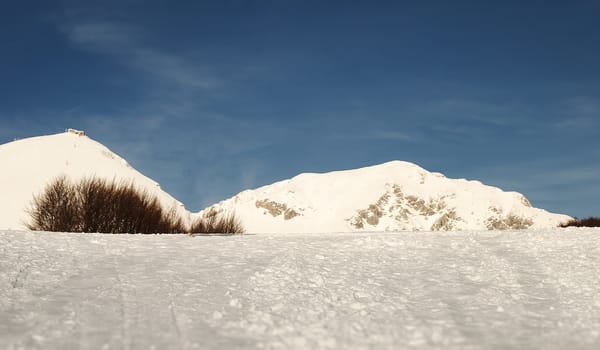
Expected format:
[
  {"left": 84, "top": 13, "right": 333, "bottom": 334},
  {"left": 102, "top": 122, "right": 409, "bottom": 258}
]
[
  {"left": 27, "top": 176, "right": 244, "bottom": 234},
  {"left": 27, "top": 176, "right": 185, "bottom": 233},
  {"left": 560, "top": 217, "right": 600, "bottom": 228},
  {"left": 190, "top": 209, "right": 244, "bottom": 234}
]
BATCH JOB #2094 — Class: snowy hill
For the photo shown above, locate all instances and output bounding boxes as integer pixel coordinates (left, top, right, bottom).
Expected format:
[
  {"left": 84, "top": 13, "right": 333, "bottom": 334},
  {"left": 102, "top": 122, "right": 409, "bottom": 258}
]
[
  {"left": 0, "top": 130, "right": 190, "bottom": 230},
  {"left": 197, "top": 161, "right": 571, "bottom": 233},
  {"left": 1, "top": 131, "right": 571, "bottom": 233}
]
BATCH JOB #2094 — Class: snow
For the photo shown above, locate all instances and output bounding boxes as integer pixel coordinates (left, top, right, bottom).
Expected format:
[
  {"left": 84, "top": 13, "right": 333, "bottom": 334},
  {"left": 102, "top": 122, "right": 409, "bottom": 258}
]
[
  {"left": 1, "top": 133, "right": 570, "bottom": 233},
  {"left": 198, "top": 161, "right": 571, "bottom": 233},
  {"left": 0, "top": 132, "right": 190, "bottom": 230},
  {"left": 2, "top": 228, "right": 600, "bottom": 349}
]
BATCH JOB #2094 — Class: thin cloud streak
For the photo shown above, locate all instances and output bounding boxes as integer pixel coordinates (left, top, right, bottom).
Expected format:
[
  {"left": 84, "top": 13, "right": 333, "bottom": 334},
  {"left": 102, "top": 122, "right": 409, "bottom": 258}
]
[
  {"left": 332, "top": 129, "right": 418, "bottom": 142},
  {"left": 553, "top": 117, "right": 596, "bottom": 129},
  {"left": 63, "top": 20, "right": 222, "bottom": 90},
  {"left": 418, "top": 98, "right": 529, "bottom": 127},
  {"left": 470, "top": 158, "right": 600, "bottom": 217},
  {"left": 369, "top": 131, "right": 416, "bottom": 142},
  {"left": 566, "top": 96, "right": 600, "bottom": 115}
]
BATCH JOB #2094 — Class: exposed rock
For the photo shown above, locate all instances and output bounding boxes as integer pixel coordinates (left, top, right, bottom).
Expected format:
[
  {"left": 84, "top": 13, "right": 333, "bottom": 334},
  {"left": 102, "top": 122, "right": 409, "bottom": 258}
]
[
  {"left": 354, "top": 193, "right": 390, "bottom": 227},
  {"left": 431, "top": 210, "right": 461, "bottom": 231},
  {"left": 520, "top": 196, "right": 532, "bottom": 208},
  {"left": 284, "top": 209, "right": 300, "bottom": 220},
  {"left": 349, "top": 184, "right": 461, "bottom": 230},
  {"left": 485, "top": 207, "right": 533, "bottom": 230},
  {"left": 486, "top": 215, "right": 533, "bottom": 230},
  {"left": 255, "top": 199, "right": 301, "bottom": 221}
]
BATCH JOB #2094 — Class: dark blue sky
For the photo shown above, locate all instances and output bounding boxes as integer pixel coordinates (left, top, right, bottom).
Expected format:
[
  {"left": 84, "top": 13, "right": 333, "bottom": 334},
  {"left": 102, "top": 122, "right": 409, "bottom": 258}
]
[{"left": 1, "top": 0, "right": 599, "bottom": 217}]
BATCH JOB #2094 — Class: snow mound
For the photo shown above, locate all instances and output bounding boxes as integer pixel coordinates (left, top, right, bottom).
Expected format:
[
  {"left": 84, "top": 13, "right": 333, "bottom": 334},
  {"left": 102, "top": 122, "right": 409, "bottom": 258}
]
[
  {"left": 197, "top": 161, "right": 572, "bottom": 233},
  {"left": 0, "top": 131, "right": 190, "bottom": 230}
]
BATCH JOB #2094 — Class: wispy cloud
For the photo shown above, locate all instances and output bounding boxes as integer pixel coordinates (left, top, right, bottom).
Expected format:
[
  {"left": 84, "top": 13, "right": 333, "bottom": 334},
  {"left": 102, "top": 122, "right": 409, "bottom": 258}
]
[
  {"left": 553, "top": 117, "right": 596, "bottom": 129},
  {"left": 354, "top": 131, "right": 417, "bottom": 142},
  {"left": 567, "top": 96, "right": 600, "bottom": 115},
  {"left": 476, "top": 157, "right": 600, "bottom": 186},
  {"left": 62, "top": 20, "right": 222, "bottom": 90},
  {"left": 132, "top": 49, "right": 222, "bottom": 89},
  {"left": 407, "top": 97, "right": 541, "bottom": 140},
  {"left": 332, "top": 128, "right": 418, "bottom": 142},
  {"left": 44, "top": 7, "right": 277, "bottom": 210},
  {"left": 56, "top": 109, "right": 282, "bottom": 211},
  {"left": 470, "top": 158, "right": 600, "bottom": 217},
  {"left": 67, "top": 21, "right": 137, "bottom": 48},
  {"left": 368, "top": 130, "right": 416, "bottom": 142},
  {"left": 419, "top": 98, "right": 527, "bottom": 127},
  {"left": 553, "top": 96, "right": 600, "bottom": 129},
  {"left": 532, "top": 166, "right": 600, "bottom": 186}
]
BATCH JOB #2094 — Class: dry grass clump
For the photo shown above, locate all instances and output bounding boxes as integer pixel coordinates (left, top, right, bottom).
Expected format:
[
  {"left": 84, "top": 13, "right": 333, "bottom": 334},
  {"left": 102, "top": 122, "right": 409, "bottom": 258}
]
[
  {"left": 560, "top": 217, "right": 600, "bottom": 228},
  {"left": 27, "top": 176, "right": 186, "bottom": 234},
  {"left": 27, "top": 176, "right": 244, "bottom": 234},
  {"left": 189, "top": 210, "right": 244, "bottom": 234}
]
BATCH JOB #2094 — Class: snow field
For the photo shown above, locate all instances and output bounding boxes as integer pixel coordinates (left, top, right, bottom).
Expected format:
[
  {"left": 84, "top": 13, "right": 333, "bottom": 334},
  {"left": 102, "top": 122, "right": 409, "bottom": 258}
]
[{"left": 1, "top": 229, "right": 600, "bottom": 349}]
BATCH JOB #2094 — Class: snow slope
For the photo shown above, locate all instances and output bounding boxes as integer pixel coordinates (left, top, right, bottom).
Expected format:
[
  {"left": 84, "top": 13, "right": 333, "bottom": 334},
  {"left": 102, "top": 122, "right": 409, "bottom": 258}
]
[
  {"left": 197, "top": 161, "right": 571, "bottom": 233},
  {"left": 2, "top": 228, "right": 600, "bottom": 349},
  {"left": 0, "top": 131, "right": 190, "bottom": 230}
]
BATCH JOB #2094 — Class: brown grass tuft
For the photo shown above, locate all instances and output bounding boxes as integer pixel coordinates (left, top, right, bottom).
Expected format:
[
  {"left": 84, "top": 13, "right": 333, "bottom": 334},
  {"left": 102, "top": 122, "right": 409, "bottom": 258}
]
[
  {"left": 27, "top": 176, "right": 186, "bottom": 234},
  {"left": 189, "top": 209, "right": 244, "bottom": 234},
  {"left": 560, "top": 217, "right": 600, "bottom": 228}
]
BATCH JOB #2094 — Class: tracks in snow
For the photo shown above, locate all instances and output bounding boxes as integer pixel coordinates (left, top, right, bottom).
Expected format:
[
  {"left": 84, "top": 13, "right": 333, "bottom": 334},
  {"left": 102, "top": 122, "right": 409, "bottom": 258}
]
[{"left": 2, "top": 230, "right": 600, "bottom": 349}]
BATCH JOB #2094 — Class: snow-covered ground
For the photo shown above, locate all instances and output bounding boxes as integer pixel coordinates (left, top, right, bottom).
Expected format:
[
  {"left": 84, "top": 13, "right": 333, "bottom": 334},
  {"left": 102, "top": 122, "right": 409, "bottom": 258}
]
[{"left": 2, "top": 229, "right": 600, "bottom": 349}]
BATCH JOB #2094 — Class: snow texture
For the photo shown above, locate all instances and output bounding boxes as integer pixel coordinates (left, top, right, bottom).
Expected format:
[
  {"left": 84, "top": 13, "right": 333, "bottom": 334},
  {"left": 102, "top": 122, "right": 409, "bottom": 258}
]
[{"left": 2, "top": 228, "right": 600, "bottom": 349}]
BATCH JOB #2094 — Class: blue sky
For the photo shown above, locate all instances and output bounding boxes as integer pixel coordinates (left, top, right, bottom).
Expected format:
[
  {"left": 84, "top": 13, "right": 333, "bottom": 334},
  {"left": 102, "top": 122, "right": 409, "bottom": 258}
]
[{"left": 1, "top": 0, "right": 599, "bottom": 217}]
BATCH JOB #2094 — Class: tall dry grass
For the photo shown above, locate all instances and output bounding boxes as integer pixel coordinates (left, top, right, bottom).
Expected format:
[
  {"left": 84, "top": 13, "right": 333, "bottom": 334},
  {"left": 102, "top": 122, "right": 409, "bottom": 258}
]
[
  {"left": 560, "top": 217, "right": 600, "bottom": 228},
  {"left": 27, "top": 176, "right": 185, "bottom": 233},
  {"left": 189, "top": 209, "right": 244, "bottom": 234}
]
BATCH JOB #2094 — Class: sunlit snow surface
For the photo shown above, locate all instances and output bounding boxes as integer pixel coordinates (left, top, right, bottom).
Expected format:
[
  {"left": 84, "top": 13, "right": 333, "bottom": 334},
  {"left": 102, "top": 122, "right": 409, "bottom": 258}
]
[{"left": 2, "top": 229, "right": 600, "bottom": 349}]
